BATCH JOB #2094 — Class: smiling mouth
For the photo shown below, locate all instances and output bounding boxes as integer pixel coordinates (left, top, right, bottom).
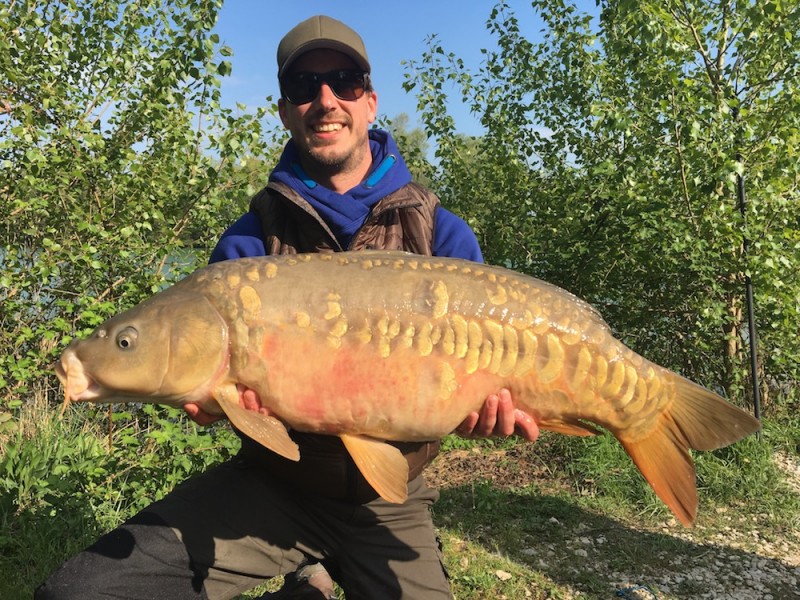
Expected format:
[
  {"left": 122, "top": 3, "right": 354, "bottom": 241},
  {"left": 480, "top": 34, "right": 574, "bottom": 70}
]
[{"left": 313, "top": 122, "right": 343, "bottom": 133}]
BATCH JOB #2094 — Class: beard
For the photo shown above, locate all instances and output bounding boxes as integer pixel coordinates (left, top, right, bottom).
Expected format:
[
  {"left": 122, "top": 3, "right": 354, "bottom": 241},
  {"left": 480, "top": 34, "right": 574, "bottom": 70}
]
[{"left": 301, "top": 136, "right": 370, "bottom": 180}]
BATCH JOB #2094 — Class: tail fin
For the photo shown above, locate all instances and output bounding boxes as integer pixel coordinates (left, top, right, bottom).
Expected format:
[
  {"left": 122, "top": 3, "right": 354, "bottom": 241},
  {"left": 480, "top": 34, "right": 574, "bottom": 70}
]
[{"left": 620, "top": 375, "right": 760, "bottom": 527}]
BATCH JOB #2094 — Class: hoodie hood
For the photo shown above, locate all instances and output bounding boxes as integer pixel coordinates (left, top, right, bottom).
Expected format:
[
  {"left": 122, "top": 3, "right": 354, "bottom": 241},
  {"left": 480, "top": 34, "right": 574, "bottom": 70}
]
[{"left": 268, "top": 129, "right": 413, "bottom": 249}]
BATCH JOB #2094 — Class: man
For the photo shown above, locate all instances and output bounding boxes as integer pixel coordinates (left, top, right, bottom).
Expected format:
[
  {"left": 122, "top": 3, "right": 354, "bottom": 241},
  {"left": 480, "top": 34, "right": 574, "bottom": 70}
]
[{"left": 36, "top": 15, "right": 538, "bottom": 600}]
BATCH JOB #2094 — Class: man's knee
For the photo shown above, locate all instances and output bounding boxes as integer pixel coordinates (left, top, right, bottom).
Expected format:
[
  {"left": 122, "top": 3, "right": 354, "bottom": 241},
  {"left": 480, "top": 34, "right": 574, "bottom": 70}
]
[
  {"left": 35, "top": 511, "right": 204, "bottom": 599},
  {"left": 35, "top": 552, "right": 110, "bottom": 600}
]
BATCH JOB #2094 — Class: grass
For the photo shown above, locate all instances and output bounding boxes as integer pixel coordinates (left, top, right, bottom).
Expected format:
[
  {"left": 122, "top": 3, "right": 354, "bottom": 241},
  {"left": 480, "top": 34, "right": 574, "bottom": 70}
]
[
  {"left": 0, "top": 393, "right": 240, "bottom": 598},
  {"left": 1, "top": 392, "right": 798, "bottom": 599},
  {"left": 426, "top": 410, "right": 800, "bottom": 599}
]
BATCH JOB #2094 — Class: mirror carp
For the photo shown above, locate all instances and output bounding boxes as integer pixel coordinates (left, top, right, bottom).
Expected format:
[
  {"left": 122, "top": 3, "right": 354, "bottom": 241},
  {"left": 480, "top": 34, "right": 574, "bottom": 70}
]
[{"left": 56, "top": 250, "right": 761, "bottom": 526}]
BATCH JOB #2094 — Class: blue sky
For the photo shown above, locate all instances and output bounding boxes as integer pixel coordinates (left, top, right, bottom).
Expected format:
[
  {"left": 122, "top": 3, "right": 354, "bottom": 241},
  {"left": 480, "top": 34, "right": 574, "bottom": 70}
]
[{"left": 213, "top": 1, "right": 597, "bottom": 136}]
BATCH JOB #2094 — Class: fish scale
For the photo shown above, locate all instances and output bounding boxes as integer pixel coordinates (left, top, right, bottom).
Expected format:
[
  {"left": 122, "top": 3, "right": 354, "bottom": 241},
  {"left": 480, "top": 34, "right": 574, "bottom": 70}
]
[{"left": 56, "top": 250, "right": 760, "bottom": 525}]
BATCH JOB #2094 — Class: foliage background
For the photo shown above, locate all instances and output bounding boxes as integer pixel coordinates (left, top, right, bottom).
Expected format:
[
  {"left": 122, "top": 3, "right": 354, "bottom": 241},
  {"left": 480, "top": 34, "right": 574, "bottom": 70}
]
[
  {"left": 4, "top": 0, "right": 797, "bottom": 424},
  {"left": 0, "top": 0, "right": 284, "bottom": 421},
  {"left": 405, "top": 0, "right": 800, "bottom": 405}
]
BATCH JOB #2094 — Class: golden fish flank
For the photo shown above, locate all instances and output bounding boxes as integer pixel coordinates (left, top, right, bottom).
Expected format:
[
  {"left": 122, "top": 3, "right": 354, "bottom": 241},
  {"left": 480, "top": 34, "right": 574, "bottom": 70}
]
[
  {"left": 295, "top": 311, "right": 311, "bottom": 328},
  {"left": 264, "top": 262, "right": 278, "bottom": 279},
  {"left": 647, "top": 366, "right": 662, "bottom": 401},
  {"left": 239, "top": 286, "right": 262, "bottom": 321},
  {"left": 431, "top": 280, "right": 449, "bottom": 318},
  {"left": 497, "top": 325, "right": 519, "bottom": 377},
  {"left": 508, "top": 283, "right": 527, "bottom": 303},
  {"left": 378, "top": 316, "right": 401, "bottom": 358},
  {"left": 324, "top": 294, "right": 342, "bottom": 320},
  {"left": 464, "top": 321, "right": 483, "bottom": 374},
  {"left": 378, "top": 337, "right": 391, "bottom": 358},
  {"left": 510, "top": 308, "right": 534, "bottom": 329},
  {"left": 438, "top": 362, "right": 457, "bottom": 400},
  {"left": 328, "top": 316, "right": 349, "bottom": 339},
  {"left": 568, "top": 345, "right": 593, "bottom": 390},
  {"left": 516, "top": 330, "right": 538, "bottom": 376},
  {"left": 487, "top": 282, "right": 507, "bottom": 305},
  {"left": 230, "top": 317, "right": 252, "bottom": 374},
  {"left": 55, "top": 250, "right": 761, "bottom": 526},
  {"left": 620, "top": 365, "right": 639, "bottom": 406},
  {"left": 206, "top": 278, "right": 228, "bottom": 301},
  {"left": 327, "top": 316, "right": 349, "bottom": 350},
  {"left": 451, "top": 314, "right": 468, "bottom": 358},
  {"left": 399, "top": 324, "right": 416, "bottom": 350},
  {"left": 538, "top": 333, "right": 564, "bottom": 384},
  {"left": 245, "top": 265, "right": 260, "bottom": 282},
  {"left": 602, "top": 359, "right": 626, "bottom": 397},
  {"left": 482, "top": 319, "right": 504, "bottom": 374},
  {"left": 532, "top": 315, "right": 552, "bottom": 336},
  {"left": 557, "top": 315, "right": 582, "bottom": 346},
  {"left": 387, "top": 319, "right": 401, "bottom": 339},
  {"left": 353, "top": 317, "right": 373, "bottom": 344},
  {"left": 627, "top": 374, "right": 649, "bottom": 414},
  {"left": 594, "top": 354, "right": 608, "bottom": 388},
  {"left": 324, "top": 302, "right": 534, "bottom": 374},
  {"left": 415, "top": 321, "right": 434, "bottom": 356}
]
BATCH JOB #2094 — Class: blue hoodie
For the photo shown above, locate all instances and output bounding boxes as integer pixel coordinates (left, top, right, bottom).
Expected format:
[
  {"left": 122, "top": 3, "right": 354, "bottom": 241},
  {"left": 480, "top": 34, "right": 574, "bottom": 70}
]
[{"left": 210, "top": 129, "right": 482, "bottom": 264}]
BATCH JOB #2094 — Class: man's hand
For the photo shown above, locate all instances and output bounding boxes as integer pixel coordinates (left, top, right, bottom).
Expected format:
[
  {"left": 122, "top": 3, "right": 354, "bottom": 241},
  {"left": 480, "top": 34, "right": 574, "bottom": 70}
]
[
  {"left": 454, "top": 388, "right": 539, "bottom": 442},
  {"left": 183, "top": 385, "right": 275, "bottom": 426},
  {"left": 183, "top": 402, "right": 223, "bottom": 426}
]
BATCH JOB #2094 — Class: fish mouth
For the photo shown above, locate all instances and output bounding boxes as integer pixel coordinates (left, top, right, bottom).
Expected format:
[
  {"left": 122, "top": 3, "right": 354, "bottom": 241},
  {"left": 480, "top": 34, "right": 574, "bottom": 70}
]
[{"left": 56, "top": 350, "right": 104, "bottom": 413}]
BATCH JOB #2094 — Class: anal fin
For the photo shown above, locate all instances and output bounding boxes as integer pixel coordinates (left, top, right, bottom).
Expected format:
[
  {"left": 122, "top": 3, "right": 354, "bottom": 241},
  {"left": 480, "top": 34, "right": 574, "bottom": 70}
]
[
  {"left": 538, "top": 417, "right": 601, "bottom": 437},
  {"left": 341, "top": 434, "right": 409, "bottom": 504},
  {"left": 214, "top": 384, "right": 299, "bottom": 461}
]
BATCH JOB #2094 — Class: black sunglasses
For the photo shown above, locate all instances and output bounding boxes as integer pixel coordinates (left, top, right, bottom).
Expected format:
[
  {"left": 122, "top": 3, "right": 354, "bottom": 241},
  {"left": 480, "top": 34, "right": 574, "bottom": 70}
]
[{"left": 280, "top": 69, "right": 369, "bottom": 105}]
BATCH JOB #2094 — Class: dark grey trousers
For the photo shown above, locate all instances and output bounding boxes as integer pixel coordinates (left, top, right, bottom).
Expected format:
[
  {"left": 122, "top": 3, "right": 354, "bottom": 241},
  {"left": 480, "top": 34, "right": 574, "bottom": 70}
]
[{"left": 35, "top": 454, "right": 452, "bottom": 600}]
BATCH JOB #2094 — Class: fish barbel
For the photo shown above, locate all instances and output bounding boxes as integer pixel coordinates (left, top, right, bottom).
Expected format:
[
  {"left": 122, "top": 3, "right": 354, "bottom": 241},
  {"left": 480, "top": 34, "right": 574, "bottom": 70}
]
[{"left": 55, "top": 251, "right": 760, "bottom": 525}]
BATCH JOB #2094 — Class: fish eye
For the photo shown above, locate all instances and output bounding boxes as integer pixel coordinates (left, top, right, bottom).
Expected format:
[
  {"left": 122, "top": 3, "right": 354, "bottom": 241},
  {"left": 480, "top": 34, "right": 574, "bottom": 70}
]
[{"left": 116, "top": 327, "right": 138, "bottom": 350}]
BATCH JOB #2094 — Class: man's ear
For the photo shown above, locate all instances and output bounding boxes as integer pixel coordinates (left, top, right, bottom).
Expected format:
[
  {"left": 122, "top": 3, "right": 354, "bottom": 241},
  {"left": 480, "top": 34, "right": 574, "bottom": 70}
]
[
  {"left": 278, "top": 98, "right": 289, "bottom": 127},
  {"left": 367, "top": 90, "right": 378, "bottom": 123}
]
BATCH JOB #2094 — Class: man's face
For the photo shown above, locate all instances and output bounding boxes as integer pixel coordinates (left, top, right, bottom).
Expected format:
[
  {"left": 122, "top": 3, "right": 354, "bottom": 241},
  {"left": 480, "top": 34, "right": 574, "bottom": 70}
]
[{"left": 278, "top": 49, "right": 377, "bottom": 180}]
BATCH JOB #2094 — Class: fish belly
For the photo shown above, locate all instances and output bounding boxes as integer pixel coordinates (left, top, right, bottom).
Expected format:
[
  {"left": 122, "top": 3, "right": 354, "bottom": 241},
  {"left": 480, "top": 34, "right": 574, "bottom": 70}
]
[{"left": 252, "top": 324, "right": 510, "bottom": 439}]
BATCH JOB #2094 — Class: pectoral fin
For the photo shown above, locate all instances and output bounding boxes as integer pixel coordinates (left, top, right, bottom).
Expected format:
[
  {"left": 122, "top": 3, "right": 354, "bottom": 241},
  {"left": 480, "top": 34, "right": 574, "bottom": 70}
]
[
  {"left": 213, "top": 384, "right": 299, "bottom": 461},
  {"left": 340, "top": 434, "right": 409, "bottom": 504}
]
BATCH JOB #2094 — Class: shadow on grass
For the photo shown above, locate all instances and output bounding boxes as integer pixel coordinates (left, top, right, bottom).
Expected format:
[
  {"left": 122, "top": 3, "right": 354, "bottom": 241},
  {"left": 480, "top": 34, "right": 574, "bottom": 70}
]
[
  {"left": 0, "top": 491, "right": 107, "bottom": 599},
  {"left": 4, "top": 480, "right": 797, "bottom": 599},
  {"left": 433, "top": 482, "right": 798, "bottom": 599}
]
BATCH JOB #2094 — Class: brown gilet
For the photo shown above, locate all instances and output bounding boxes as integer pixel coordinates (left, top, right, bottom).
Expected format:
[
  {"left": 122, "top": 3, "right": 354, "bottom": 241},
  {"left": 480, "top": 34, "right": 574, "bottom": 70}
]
[{"left": 239, "top": 179, "right": 442, "bottom": 503}]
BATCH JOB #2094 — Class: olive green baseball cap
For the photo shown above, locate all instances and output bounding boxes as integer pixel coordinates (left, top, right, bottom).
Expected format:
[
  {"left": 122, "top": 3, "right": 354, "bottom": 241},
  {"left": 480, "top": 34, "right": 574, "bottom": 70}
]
[{"left": 277, "top": 15, "right": 371, "bottom": 77}]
